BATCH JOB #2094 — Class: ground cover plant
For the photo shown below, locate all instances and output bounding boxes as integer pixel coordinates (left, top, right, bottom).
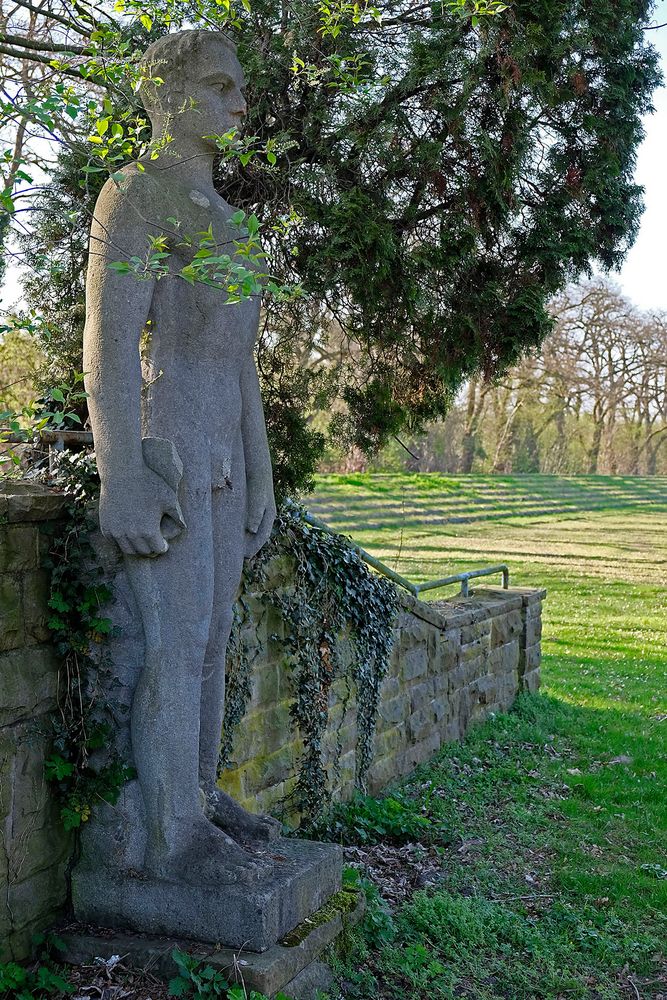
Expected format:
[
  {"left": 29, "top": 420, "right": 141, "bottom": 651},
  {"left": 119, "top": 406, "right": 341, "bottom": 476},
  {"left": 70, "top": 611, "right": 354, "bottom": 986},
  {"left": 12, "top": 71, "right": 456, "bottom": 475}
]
[{"left": 310, "top": 474, "right": 667, "bottom": 999}]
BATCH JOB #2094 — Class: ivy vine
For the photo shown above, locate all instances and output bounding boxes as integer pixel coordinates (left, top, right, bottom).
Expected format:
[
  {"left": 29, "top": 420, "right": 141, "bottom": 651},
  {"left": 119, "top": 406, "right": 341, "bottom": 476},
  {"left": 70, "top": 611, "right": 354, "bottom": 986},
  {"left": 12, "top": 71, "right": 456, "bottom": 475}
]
[
  {"left": 43, "top": 452, "right": 133, "bottom": 830},
  {"left": 221, "top": 502, "right": 399, "bottom": 821}
]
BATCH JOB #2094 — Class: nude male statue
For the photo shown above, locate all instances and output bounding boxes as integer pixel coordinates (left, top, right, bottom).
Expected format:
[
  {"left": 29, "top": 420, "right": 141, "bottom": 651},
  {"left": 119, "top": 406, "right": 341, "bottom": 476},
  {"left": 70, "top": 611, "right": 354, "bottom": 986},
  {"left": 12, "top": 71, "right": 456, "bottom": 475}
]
[{"left": 83, "top": 29, "right": 280, "bottom": 884}]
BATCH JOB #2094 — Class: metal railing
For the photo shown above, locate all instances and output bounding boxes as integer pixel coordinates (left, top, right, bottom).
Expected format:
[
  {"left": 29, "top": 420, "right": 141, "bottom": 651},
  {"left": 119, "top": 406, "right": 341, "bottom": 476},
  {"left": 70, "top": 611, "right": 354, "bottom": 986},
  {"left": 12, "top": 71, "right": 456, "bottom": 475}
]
[{"left": 304, "top": 513, "right": 509, "bottom": 598}]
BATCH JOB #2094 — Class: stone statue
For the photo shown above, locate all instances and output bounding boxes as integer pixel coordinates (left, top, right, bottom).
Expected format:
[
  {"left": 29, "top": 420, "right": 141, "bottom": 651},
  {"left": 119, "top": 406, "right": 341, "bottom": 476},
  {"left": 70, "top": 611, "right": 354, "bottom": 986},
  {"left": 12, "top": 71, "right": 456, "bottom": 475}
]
[{"left": 75, "top": 30, "right": 341, "bottom": 949}]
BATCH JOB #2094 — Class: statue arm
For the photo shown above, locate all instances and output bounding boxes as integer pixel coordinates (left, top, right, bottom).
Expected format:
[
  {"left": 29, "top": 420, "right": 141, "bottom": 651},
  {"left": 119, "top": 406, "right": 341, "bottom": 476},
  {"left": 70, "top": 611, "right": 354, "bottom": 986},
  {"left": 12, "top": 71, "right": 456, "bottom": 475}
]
[
  {"left": 83, "top": 179, "right": 151, "bottom": 480},
  {"left": 83, "top": 177, "right": 185, "bottom": 556},
  {"left": 240, "top": 354, "right": 276, "bottom": 557}
]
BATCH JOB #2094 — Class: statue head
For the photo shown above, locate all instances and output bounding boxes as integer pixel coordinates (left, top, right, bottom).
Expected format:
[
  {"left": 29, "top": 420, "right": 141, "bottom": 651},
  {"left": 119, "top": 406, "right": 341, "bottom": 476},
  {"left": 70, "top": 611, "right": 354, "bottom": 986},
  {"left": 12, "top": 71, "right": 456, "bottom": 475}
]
[{"left": 139, "top": 30, "right": 246, "bottom": 150}]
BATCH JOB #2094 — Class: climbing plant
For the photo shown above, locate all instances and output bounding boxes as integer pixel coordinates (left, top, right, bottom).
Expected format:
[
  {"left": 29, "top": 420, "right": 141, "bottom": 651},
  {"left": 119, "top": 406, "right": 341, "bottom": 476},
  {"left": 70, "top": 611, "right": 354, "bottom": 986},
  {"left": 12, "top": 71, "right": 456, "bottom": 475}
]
[
  {"left": 42, "top": 451, "right": 134, "bottom": 830},
  {"left": 221, "top": 502, "right": 399, "bottom": 820}
]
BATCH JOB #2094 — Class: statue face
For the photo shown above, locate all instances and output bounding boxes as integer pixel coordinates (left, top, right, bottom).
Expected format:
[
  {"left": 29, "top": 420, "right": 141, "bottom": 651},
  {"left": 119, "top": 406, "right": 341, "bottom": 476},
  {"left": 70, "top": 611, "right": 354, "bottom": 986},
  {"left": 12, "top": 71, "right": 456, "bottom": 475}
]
[
  {"left": 189, "top": 40, "right": 247, "bottom": 147},
  {"left": 151, "top": 37, "right": 247, "bottom": 150}
]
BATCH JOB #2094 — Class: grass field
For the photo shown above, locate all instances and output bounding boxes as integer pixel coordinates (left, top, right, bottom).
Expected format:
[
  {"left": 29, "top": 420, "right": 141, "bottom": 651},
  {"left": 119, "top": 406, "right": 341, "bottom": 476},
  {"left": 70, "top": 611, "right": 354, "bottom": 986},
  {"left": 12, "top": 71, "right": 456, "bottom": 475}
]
[{"left": 308, "top": 475, "right": 667, "bottom": 999}]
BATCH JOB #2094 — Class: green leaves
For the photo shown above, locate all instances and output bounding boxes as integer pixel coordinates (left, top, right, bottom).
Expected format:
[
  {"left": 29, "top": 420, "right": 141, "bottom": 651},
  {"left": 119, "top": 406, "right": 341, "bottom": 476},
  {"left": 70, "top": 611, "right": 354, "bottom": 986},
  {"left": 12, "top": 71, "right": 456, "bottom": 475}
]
[
  {"left": 318, "top": 0, "right": 382, "bottom": 39},
  {"left": 222, "top": 502, "right": 398, "bottom": 820},
  {"left": 168, "top": 949, "right": 231, "bottom": 998},
  {"left": 207, "top": 130, "right": 292, "bottom": 171},
  {"left": 107, "top": 213, "right": 294, "bottom": 304},
  {"left": 0, "top": 373, "right": 88, "bottom": 465},
  {"left": 312, "top": 791, "right": 451, "bottom": 846},
  {"left": 445, "top": 0, "right": 509, "bottom": 27},
  {"left": 38, "top": 452, "right": 135, "bottom": 831},
  {"left": 107, "top": 260, "right": 132, "bottom": 275},
  {"left": 0, "top": 958, "right": 74, "bottom": 999},
  {"left": 167, "top": 949, "right": 286, "bottom": 999},
  {"left": 44, "top": 755, "right": 75, "bottom": 781}
]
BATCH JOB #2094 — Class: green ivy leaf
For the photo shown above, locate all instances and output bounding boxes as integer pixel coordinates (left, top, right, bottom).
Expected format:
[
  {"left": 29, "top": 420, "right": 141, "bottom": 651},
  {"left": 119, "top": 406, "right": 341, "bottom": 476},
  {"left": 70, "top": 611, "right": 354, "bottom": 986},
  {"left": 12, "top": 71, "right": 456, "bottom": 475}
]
[
  {"left": 61, "top": 807, "right": 83, "bottom": 830},
  {"left": 48, "top": 592, "right": 70, "bottom": 612},
  {"left": 45, "top": 755, "right": 75, "bottom": 781}
]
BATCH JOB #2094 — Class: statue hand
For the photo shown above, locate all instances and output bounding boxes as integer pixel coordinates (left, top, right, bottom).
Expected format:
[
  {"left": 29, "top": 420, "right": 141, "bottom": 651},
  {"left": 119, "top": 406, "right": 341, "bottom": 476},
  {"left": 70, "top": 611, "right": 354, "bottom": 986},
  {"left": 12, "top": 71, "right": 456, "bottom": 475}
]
[
  {"left": 99, "top": 467, "right": 186, "bottom": 557},
  {"left": 245, "top": 472, "right": 276, "bottom": 559}
]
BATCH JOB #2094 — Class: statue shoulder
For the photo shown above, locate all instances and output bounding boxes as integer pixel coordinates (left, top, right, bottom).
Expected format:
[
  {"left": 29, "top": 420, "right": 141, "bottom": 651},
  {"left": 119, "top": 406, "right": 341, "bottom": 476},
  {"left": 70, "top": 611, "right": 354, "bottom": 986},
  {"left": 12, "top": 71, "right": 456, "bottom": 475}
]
[{"left": 92, "top": 163, "right": 167, "bottom": 235}]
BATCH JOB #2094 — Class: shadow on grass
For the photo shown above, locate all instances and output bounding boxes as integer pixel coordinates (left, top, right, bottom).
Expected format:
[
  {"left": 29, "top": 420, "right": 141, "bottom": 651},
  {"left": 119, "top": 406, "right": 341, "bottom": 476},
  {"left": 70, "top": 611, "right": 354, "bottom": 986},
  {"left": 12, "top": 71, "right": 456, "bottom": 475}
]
[{"left": 336, "top": 692, "right": 667, "bottom": 1000}]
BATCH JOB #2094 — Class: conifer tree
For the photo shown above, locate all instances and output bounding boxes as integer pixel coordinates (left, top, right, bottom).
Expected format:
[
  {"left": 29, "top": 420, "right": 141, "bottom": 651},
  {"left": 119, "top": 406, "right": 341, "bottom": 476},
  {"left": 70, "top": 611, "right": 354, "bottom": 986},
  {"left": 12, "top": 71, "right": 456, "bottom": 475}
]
[{"left": 8, "top": 0, "right": 661, "bottom": 493}]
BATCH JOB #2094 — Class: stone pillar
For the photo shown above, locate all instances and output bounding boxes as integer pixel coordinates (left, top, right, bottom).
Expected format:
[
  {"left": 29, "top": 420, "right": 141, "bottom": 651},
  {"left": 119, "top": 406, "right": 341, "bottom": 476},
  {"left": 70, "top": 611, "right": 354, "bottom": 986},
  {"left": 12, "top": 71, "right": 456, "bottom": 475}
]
[
  {"left": 0, "top": 483, "right": 71, "bottom": 962},
  {"left": 517, "top": 588, "right": 546, "bottom": 694}
]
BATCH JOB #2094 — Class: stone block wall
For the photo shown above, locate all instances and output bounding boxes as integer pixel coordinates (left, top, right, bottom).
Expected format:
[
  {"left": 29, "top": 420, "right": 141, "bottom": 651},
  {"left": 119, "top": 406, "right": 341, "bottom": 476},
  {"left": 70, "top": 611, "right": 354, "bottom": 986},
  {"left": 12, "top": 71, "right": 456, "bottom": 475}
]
[
  {"left": 0, "top": 481, "right": 544, "bottom": 960},
  {"left": 0, "top": 484, "right": 72, "bottom": 962},
  {"left": 219, "top": 583, "right": 545, "bottom": 817}
]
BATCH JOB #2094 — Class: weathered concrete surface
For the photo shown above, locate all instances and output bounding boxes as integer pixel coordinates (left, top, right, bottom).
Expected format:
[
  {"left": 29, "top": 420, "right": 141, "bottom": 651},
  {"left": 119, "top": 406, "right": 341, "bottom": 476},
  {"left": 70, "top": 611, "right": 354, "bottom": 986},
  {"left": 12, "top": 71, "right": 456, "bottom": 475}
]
[
  {"left": 73, "top": 838, "right": 342, "bottom": 952},
  {"left": 0, "top": 483, "right": 71, "bottom": 962}
]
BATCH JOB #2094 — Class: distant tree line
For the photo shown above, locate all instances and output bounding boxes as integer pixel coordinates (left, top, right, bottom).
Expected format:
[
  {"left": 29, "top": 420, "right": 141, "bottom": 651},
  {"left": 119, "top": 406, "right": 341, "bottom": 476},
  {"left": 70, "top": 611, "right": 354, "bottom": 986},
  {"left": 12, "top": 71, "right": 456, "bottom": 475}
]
[{"left": 322, "top": 280, "right": 667, "bottom": 476}]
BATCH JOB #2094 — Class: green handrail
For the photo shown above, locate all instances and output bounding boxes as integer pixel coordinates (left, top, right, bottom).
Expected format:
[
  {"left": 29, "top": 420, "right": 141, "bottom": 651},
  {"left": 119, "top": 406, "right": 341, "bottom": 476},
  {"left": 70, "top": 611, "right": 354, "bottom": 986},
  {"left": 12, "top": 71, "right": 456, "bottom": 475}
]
[{"left": 304, "top": 512, "right": 509, "bottom": 598}]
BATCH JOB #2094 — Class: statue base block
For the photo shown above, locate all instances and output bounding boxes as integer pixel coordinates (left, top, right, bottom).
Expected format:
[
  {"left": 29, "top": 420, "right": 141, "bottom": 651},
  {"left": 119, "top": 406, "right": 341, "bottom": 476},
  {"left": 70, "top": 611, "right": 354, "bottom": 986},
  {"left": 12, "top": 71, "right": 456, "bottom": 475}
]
[
  {"left": 61, "top": 888, "right": 364, "bottom": 1000},
  {"left": 72, "top": 838, "right": 343, "bottom": 953}
]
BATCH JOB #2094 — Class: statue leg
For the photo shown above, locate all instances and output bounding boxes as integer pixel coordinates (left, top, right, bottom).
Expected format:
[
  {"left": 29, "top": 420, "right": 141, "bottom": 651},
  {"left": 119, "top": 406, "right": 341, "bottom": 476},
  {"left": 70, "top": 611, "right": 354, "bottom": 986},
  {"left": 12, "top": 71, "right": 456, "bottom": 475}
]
[
  {"left": 199, "top": 443, "right": 281, "bottom": 842},
  {"left": 127, "top": 460, "right": 261, "bottom": 883}
]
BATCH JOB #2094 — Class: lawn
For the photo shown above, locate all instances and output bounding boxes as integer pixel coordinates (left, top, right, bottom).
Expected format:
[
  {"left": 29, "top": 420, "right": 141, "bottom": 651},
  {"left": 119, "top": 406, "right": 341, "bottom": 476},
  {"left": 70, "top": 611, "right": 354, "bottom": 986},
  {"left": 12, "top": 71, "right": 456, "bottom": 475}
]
[{"left": 308, "top": 475, "right": 667, "bottom": 1000}]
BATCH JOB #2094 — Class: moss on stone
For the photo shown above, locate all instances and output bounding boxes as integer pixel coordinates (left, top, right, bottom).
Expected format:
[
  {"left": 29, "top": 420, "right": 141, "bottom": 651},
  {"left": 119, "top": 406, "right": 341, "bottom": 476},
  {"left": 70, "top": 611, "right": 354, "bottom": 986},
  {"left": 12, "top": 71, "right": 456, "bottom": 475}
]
[{"left": 280, "top": 889, "right": 360, "bottom": 947}]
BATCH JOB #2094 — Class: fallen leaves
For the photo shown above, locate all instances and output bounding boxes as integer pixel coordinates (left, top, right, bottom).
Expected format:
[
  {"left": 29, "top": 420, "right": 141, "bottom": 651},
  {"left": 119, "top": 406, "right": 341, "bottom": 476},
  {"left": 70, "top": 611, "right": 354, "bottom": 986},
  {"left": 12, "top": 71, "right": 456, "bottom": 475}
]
[{"left": 343, "top": 841, "right": 445, "bottom": 908}]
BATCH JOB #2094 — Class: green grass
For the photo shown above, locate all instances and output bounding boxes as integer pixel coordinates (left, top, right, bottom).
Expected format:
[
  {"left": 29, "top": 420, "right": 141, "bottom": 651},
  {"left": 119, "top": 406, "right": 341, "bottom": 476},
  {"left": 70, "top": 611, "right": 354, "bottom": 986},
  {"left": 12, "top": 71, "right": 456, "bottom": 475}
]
[{"left": 308, "top": 474, "right": 667, "bottom": 999}]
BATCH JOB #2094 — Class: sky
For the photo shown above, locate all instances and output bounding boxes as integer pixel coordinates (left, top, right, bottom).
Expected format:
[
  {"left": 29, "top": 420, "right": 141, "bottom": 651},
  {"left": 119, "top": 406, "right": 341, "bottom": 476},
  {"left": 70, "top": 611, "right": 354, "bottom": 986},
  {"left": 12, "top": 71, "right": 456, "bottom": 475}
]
[
  {"left": 1, "top": 9, "right": 667, "bottom": 314},
  {"left": 613, "top": 1, "right": 667, "bottom": 311}
]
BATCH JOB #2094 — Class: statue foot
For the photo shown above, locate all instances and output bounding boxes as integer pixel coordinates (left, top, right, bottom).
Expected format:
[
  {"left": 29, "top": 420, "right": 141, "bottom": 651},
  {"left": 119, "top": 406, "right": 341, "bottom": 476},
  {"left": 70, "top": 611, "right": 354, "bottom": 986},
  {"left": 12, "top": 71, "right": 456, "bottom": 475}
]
[
  {"left": 204, "top": 787, "right": 282, "bottom": 843},
  {"left": 144, "top": 817, "right": 263, "bottom": 885}
]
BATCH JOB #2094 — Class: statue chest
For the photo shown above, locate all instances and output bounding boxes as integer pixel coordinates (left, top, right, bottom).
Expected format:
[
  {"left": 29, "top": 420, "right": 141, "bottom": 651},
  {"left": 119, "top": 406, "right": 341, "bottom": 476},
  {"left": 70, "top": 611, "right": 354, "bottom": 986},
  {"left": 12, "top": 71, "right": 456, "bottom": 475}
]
[{"left": 139, "top": 188, "right": 263, "bottom": 365}]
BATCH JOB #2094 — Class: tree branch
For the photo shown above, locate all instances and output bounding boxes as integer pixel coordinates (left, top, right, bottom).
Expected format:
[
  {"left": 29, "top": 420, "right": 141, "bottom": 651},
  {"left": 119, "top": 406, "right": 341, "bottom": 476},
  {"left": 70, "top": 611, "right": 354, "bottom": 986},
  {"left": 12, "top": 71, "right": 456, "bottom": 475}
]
[
  {"left": 0, "top": 31, "right": 87, "bottom": 54},
  {"left": 0, "top": 43, "right": 87, "bottom": 79},
  {"left": 11, "top": 0, "right": 90, "bottom": 35}
]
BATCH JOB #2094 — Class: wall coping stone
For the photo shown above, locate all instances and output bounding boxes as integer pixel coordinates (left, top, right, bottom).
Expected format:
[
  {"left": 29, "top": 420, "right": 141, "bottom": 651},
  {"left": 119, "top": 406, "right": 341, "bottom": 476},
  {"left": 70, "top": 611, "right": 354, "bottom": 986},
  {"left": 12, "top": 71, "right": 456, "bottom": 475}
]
[
  {"left": 0, "top": 482, "right": 67, "bottom": 523},
  {"left": 479, "top": 585, "right": 548, "bottom": 605},
  {"left": 403, "top": 586, "right": 543, "bottom": 631}
]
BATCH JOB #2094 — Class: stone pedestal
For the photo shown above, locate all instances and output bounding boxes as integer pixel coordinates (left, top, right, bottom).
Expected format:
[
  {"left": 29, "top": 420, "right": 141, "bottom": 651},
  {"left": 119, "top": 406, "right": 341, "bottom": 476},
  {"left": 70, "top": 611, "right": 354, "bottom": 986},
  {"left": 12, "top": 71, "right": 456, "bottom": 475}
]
[
  {"left": 72, "top": 838, "right": 342, "bottom": 953},
  {"left": 62, "top": 882, "right": 363, "bottom": 1000}
]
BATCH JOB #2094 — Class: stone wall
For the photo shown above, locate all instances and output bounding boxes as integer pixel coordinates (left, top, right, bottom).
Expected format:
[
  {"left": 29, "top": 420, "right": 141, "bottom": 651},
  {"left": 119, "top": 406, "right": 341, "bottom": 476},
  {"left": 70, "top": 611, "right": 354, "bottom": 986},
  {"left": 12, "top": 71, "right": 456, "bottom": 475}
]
[
  {"left": 0, "top": 483, "right": 72, "bottom": 962},
  {"left": 0, "top": 482, "right": 544, "bottom": 960},
  {"left": 219, "top": 582, "right": 544, "bottom": 818}
]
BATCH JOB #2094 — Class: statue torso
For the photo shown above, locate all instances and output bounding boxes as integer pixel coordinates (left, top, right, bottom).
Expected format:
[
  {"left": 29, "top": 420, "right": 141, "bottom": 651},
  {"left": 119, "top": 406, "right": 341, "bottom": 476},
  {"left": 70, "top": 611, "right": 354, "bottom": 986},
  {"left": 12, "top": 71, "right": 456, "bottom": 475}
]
[{"left": 120, "top": 167, "right": 261, "bottom": 466}]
